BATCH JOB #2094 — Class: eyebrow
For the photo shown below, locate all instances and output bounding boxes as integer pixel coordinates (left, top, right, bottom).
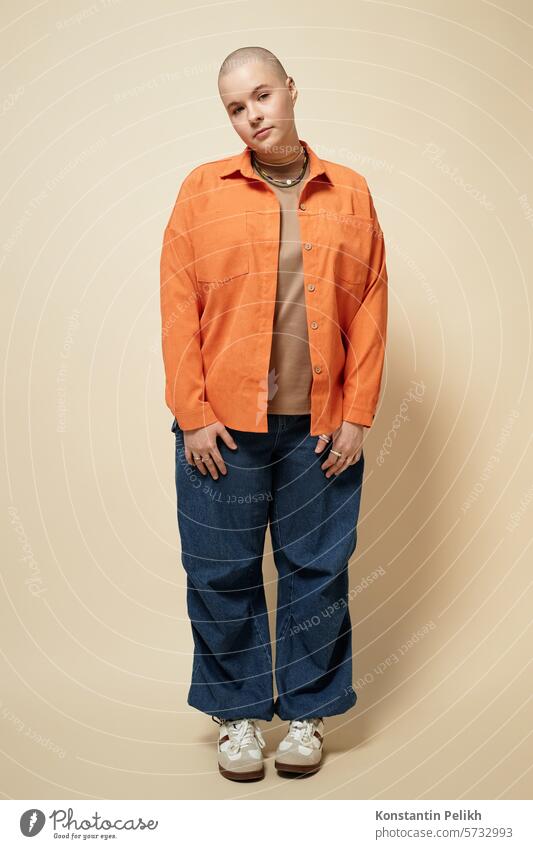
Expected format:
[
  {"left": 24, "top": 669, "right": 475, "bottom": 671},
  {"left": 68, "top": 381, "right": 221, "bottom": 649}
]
[{"left": 226, "top": 83, "right": 271, "bottom": 110}]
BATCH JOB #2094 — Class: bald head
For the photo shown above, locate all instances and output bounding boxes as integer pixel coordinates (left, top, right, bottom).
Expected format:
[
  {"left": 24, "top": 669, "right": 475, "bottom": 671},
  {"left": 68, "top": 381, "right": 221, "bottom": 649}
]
[
  {"left": 218, "top": 46, "right": 288, "bottom": 88},
  {"left": 217, "top": 46, "right": 299, "bottom": 153}
]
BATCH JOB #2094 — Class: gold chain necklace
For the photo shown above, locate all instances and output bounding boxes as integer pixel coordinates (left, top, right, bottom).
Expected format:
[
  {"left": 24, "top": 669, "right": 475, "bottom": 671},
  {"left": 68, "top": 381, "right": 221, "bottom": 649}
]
[{"left": 251, "top": 147, "right": 308, "bottom": 187}]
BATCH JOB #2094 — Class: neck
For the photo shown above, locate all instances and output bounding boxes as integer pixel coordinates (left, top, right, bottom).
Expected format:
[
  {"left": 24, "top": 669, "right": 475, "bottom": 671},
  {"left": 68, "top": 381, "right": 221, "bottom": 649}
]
[
  {"left": 251, "top": 133, "right": 303, "bottom": 168},
  {"left": 253, "top": 148, "right": 306, "bottom": 175}
]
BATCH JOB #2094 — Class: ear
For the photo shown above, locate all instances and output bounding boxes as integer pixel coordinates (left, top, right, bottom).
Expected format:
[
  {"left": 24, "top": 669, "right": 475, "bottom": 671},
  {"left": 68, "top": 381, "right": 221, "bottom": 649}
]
[{"left": 287, "top": 76, "right": 298, "bottom": 105}]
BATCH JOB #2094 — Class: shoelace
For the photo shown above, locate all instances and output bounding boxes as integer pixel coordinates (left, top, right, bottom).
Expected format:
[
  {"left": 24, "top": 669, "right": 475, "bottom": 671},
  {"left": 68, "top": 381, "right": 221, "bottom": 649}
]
[
  {"left": 213, "top": 717, "right": 266, "bottom": 753},
  {"left": 287, "top": 718, "right": 322, "bottom": 745}
]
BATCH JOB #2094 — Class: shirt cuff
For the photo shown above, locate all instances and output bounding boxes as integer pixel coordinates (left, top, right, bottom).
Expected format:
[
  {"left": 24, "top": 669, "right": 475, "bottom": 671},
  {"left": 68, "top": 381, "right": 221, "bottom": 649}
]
[
  {"left": 342, "top": 402, "right": 375, "bottom": 428},
  {"left": 174, "top": 403, "right": 218, "bottom": 431}
]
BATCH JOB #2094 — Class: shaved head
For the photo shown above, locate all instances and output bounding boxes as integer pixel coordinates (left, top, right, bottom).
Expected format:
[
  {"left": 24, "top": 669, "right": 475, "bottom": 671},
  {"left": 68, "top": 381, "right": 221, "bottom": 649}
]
[
  {"left": 217, "top": 45, "right": 300, "bottom": 155},
  {"left": 218, "top": 46, "right": 288, "bottom": 88}
]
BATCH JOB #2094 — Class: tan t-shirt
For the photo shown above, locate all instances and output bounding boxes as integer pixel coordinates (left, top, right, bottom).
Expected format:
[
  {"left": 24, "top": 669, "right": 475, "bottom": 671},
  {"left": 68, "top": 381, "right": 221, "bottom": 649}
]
[{"left": 253, "top": 157, "right": 313, "bottom": 414}]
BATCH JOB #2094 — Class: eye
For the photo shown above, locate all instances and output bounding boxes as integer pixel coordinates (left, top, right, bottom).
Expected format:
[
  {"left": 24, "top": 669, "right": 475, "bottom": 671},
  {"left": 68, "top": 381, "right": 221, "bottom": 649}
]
[{"left": 231, "top": 92, "right": 270, "bottom": 116}]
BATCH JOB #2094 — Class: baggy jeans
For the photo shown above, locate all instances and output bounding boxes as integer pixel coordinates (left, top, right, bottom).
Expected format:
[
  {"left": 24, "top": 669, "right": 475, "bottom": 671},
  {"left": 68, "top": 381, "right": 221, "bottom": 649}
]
[{"left": 171, "top": 412, "right": 364, "bottom": 721}]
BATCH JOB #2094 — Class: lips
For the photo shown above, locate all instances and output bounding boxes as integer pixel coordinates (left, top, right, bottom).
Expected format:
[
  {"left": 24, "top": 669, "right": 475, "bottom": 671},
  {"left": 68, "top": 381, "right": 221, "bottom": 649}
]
[{"left": 254, "top": 126, "right": 273, "bottom": 138}]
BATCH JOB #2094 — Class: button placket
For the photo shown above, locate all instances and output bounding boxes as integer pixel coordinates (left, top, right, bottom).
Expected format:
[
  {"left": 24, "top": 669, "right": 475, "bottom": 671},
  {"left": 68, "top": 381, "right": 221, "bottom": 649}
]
[{"left": 299, "top": 209, "right": 323, "bottom": 411}]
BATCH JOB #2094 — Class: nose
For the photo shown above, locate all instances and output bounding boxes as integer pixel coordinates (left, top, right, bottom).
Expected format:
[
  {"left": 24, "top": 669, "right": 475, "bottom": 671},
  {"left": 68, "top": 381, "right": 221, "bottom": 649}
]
[{"left": 248, "top": 108, "right": 263, "bottom": 125}]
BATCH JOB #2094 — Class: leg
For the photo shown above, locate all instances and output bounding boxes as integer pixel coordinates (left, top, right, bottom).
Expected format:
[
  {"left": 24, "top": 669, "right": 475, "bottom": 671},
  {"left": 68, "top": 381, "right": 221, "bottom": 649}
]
[
  {"left": 172, "top": 417, "right": 275, "bottom": 721},
  {"left": 269, "top": 414, "right": 364, "bottom": 720}
]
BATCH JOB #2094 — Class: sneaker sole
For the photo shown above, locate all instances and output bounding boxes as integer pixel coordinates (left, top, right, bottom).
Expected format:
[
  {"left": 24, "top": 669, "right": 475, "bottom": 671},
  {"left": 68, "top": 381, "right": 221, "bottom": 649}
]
[
  {"left": 275, "top": 759, "right": 321, "bottom": 774},
  {"left": 219, "top": 764, "right": 264, "bottom": 781}
]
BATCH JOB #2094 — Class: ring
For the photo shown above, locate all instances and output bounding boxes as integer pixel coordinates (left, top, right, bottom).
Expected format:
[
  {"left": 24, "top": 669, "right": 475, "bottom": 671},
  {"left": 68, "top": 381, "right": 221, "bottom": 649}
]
[
  {"left": 329, "top": 449, "right": 342, "bottom": 458},
  {"left": 318, "top": 433, "right": 331, "bottom": 443}
]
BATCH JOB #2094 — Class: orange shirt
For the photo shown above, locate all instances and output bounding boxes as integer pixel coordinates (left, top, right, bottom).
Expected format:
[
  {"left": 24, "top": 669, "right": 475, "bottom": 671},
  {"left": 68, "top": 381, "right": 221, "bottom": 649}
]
[{"left": 160, "top": 138, "right": 388, "bottom": 435}]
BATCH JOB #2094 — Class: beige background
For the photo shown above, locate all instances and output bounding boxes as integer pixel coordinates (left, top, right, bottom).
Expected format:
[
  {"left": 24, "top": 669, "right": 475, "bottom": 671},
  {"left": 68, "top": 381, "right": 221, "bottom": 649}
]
[{"left": 1, "top": 0, "right": 532, "bottom": 800}]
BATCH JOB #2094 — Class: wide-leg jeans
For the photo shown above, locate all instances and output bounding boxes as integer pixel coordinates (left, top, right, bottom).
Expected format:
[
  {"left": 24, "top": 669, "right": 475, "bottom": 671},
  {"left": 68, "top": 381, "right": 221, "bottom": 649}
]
[{"left": 171, "top": 412, "right": 364, "bottom": 721}]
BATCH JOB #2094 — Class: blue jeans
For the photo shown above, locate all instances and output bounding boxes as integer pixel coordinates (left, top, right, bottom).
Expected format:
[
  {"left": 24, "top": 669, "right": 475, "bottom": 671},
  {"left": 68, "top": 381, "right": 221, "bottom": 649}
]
[{"left": 171, "top": 413, "right": 364, "bottom": 721}]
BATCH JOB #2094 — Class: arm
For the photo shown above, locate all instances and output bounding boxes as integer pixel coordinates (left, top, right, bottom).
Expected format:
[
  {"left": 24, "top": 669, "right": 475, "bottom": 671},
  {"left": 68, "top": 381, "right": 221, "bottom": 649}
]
[
  {"left": 160, "top": 177, "right": 218, "bottom": 431},
  {"left": 342, "top": 182, "right": 388, "bottom": 428}
]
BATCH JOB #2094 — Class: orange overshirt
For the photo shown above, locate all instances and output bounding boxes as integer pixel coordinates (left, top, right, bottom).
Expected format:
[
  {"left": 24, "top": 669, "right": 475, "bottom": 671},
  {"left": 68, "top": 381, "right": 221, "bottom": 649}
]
[{"left": 160, "top": 138, "right": 388, "bottom": 435}]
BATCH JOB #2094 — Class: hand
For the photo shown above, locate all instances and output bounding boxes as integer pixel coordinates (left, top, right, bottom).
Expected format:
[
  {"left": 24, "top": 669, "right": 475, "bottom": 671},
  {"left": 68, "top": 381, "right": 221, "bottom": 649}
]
[
  {"left": 315, "top": 421, "right": 365, "bottom": 478},
  {"left": 183, "top": 421, "right": 237, "bottom": 479}
]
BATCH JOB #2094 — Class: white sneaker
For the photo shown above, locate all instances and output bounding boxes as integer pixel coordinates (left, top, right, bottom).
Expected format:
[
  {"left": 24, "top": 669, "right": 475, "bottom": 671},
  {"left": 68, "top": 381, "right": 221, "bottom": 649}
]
[
  {"left": 213, "top": 716, "right": 266, "bottom": 781},
  {"left": 275, "top": 717, "right": 324, "bottom": 774}
]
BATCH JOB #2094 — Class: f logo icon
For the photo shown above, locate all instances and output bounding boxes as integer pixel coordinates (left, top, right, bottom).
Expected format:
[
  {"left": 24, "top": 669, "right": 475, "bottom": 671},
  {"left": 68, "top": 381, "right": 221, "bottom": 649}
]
[{"left": 20, "top": 809, "right": 45, "bottom": 836}]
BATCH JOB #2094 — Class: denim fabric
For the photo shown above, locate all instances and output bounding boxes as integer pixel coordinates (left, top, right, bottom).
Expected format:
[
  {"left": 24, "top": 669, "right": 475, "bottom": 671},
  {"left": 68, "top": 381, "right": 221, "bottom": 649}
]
[{"left": 171, "top": 413, "right": 364, "bottom": 721}]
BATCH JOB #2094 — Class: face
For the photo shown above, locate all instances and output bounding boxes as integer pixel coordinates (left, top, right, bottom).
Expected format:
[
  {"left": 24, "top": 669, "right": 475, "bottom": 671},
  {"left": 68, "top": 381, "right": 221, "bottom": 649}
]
[{"left": 218, "top": 59, "right": 298, "bottom": 153}]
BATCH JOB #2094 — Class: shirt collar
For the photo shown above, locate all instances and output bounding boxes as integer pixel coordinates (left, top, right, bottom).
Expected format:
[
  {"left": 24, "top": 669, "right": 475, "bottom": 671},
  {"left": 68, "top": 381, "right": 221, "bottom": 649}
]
[{"left": 219, "top": 138, "right": 333, "bottom": 184}]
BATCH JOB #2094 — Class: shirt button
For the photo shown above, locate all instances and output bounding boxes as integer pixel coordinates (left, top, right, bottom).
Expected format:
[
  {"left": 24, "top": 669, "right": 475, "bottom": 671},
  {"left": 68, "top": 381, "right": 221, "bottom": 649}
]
[
  {"left": 303, "top": 242, "right": 312, "bottom": 250},
  {"left": 299, "top": 202, "right": 306, "bottom": 210},
  {"left": 311, "top": 321, "right": 318, "bottom": 329},
  {"left": 307, "top": 283, "right": 315, "bottom": 292},
  {"left": 314, "top": 365, "right": 322, "bottom": 373}
]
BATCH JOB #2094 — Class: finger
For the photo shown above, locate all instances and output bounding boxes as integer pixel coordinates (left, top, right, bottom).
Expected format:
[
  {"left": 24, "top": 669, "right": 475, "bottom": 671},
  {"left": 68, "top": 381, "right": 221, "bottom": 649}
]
[
  {"left": 314, "top": 434, "right": 332, "bottom": 453},
  {"left": 210, "top": 447, "right": 227, "bottom": 476},
  {"left": 201, "top": 454, "right": 219, "bottom": 480},
  {"left": 325, "top": 456, "right": 351, "bottom": 477},
  {"left": 342, "top": 452, "right": 358, "bottom": 470},
  {"left": 352, "top": 444, "right": 364, "bottom": 463},
  {"left": 321, "top": 454, "right": 336, "bottom": 469},
  {"left": 183, "top": 439, "right": 199, "bottom": 467},
  {"left": 325, "top": 460, "right": 343, "bottom": 477},
  {"left": 218, "top": 426, "right": 238, "bottom": 450},
  {"left": 194, "top": 458, "right": 208, "bottom": 475},
  {"left": 321, "top": 444, "right": 345, "bottom": 470},
  {"left": 324, "top": 448, "right": 350, "bottom": 476},
  {"left": 187, "top": 449, "right": 201, "bottom": 467},
  {"left": 333, "top": 456, "right": 354, "bottom": 476}
]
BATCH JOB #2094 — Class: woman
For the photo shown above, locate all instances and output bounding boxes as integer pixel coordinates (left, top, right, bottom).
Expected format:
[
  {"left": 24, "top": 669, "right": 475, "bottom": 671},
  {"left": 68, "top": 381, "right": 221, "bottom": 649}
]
[{"left": 160, "top": 46, "right": 388, "bottom": 781}]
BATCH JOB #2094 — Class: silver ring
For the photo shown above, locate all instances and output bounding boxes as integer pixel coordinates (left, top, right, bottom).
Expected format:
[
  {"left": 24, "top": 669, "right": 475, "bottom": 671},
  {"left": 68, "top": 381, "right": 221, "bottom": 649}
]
[
  {"left": 318, "top": 433, "right": 331, "bottom": 443},
  {"left": 329, "top": 449, "right": 342, "bottom": 458}
]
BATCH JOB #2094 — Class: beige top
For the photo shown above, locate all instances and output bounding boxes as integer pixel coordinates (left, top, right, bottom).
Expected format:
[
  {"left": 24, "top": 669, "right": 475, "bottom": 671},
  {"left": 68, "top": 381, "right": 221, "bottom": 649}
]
[{"left": 253, "top": 156, "right": 313, "bottom": 415}]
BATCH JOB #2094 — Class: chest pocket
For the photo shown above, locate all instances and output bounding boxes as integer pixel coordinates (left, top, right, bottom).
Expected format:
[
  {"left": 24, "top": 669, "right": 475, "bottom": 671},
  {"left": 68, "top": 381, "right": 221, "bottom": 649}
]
[
  {"left": 328, "top": 213, "right": 375, "bottom": 289},
  {"left": 193, "top": 212, "right": 249, "bottom": 284}
]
